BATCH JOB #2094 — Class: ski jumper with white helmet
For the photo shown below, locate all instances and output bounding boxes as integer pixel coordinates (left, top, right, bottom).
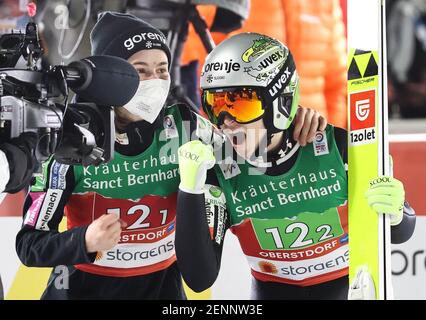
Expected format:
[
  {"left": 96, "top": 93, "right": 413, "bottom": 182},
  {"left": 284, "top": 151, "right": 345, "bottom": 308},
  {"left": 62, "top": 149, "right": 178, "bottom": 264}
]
[
  {"left": 202, "top": 32, "right": 349, "bottom": 285},
  {"left": 175, "top": 32, "right": 415, "bottom": 298},
  {"left": 215, "top": 128, "right": 348, "bottom": 285},
  {"left": 201, "top": 33, "right": 299, "bottom": 134}
]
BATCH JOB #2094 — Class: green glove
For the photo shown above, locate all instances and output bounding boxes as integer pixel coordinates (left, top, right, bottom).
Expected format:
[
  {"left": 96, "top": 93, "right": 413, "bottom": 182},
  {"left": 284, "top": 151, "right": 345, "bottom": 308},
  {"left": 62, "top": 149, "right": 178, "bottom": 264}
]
[
  {"left": 365, "top": 176, "right": 405, "bottom": 226},
  {"left": 178, "top": 140, "right": 216, "bottom": 194}
]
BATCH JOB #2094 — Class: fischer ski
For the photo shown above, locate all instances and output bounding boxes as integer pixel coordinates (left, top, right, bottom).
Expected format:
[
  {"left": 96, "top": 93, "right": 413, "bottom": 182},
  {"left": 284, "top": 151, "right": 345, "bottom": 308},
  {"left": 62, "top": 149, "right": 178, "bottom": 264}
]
[{"left": 347, "top": 0, "right": 393, "bottom": 300}]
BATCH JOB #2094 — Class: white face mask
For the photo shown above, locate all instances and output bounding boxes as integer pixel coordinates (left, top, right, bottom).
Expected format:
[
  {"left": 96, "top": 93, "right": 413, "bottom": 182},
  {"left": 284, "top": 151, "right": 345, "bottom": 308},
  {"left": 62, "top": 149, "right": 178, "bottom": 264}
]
[{"left": 123, "top": 78, "right": 171, "bottom": 124}]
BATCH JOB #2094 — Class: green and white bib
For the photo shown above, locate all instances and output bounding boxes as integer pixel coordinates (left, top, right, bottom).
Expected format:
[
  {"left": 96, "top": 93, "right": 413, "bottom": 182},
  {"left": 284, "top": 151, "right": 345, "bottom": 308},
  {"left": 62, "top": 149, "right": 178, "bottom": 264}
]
[
  {"left": 67, "top": 105, "right": 186, "bottom": 277},
  {"left": 216, "top": 126, "right": 349, "bottom": 286}
]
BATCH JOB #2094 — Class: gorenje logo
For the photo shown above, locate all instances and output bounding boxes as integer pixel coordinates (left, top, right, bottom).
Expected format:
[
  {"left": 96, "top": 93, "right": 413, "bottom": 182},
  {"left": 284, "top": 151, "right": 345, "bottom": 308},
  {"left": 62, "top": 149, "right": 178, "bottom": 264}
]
[
  {"left": 349, "top": 89, "right": 376, "bottom": 146},
  {"left": 268, "top": 67, "right": 291, "bottom": 97},
  {"left": 203, "top": 59, "right": 241, "bottom": 74},
  {"left": 124, "top": 32, "right": 166, "bottom": 50}
]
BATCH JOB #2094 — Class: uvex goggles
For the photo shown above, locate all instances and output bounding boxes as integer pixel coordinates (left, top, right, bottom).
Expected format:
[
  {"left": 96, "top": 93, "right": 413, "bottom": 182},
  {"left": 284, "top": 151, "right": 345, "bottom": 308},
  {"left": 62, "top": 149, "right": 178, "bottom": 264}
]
[{"left": 202, "top": 87, "right": 265, "bottom": 125}]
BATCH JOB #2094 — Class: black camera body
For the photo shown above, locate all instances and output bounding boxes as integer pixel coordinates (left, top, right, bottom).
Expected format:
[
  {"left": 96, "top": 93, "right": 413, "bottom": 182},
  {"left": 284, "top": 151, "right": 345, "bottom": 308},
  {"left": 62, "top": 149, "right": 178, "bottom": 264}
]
[{"left": 0, "top": 21, "right": 114, "bottom": 167}]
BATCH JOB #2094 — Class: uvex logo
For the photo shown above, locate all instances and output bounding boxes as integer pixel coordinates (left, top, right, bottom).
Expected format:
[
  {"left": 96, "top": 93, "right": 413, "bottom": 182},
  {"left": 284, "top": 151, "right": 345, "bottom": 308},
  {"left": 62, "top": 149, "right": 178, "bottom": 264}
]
[
  {"left": 268, "top": 67, "right": 291, "bottom": 97},
  {"left": 369, "top": 177, "right": 391, "bottom": 186},
  {"left": 257, "top": 51, "right": 283, "bottom": 70},
  {"left": 350, "top": 90, "right": 376, "bottom": 131}
]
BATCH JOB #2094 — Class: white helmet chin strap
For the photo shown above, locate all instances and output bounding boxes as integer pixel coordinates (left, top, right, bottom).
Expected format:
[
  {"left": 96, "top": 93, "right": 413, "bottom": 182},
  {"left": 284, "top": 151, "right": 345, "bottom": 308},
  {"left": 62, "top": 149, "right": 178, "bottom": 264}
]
[{"left": 272, "top": 98, "right": 291, "bottom": 131}]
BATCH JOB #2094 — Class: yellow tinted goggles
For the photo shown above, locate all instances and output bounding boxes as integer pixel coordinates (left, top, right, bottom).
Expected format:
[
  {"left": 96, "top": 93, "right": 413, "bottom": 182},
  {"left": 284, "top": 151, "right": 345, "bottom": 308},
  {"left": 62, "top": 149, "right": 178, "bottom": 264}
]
[{"left": 203, "top": 88, "right": 264, "bottom": 124}]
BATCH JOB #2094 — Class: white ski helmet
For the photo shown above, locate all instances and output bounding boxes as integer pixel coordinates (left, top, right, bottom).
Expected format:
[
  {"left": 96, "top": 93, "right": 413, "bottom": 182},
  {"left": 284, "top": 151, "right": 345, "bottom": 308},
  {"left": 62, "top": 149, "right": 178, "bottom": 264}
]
[{"left": 200, "top": 32, "right": 299, "bottom": 133}]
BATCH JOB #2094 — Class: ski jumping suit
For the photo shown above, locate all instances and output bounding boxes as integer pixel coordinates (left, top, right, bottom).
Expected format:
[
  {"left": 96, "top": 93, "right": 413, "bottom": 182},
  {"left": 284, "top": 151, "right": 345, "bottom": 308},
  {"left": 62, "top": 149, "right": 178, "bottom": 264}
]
[
  {"left": 16, "top": 104, "right": 195, "bottom": 299},
  {"left": 176, "top": 125, "right": 416, "bottom": 299}
]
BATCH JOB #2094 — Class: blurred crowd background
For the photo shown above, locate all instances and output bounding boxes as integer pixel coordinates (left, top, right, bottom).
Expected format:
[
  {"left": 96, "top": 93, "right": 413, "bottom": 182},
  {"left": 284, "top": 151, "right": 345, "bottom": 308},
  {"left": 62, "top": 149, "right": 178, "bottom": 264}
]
[{"left": 1, "top": 0, "right": 425, "bottom": 122}]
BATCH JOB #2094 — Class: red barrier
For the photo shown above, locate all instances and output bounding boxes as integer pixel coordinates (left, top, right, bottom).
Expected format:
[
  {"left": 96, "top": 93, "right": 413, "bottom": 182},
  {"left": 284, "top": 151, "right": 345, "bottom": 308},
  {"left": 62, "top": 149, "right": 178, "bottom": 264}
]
[
  {"left": 0, "top": 191, "right": 25, "bottom": 217},
  {"left": 391, "top": 141, "right": 426, "bottom": 215}
]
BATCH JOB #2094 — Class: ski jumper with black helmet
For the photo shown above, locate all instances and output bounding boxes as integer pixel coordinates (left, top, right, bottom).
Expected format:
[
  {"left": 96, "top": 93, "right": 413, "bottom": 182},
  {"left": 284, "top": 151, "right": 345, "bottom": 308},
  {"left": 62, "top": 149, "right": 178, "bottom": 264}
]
[
  {"left": 15, "top": 12, "right": 195, "bottom": 299},
  {"left": 16, "top": 104, "right": 192, "bottom": 299}
]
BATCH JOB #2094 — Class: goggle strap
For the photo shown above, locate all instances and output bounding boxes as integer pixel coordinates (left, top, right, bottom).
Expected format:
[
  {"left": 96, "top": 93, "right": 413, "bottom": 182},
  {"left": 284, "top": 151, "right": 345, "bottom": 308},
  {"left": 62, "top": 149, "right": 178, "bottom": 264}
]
[{"left": 263, "top": 51, "right": 296, "bottom": 105}]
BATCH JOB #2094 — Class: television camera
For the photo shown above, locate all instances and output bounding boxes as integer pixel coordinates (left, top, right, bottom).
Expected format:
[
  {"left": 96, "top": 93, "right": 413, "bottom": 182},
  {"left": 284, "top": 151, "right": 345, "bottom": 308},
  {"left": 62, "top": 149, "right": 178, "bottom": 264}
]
[{"left": 0, "top": 21, "right": 139, "bottom": 167}]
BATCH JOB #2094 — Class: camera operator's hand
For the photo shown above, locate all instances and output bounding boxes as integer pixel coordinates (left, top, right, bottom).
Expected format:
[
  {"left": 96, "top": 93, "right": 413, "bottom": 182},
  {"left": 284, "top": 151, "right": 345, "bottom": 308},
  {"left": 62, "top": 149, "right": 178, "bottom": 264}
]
[
  {"left": 0, "top": 132, "right": 38, "bottom": 194},
  {"left": 85, "top": 214, "right": 127, "bottom": 253}
]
